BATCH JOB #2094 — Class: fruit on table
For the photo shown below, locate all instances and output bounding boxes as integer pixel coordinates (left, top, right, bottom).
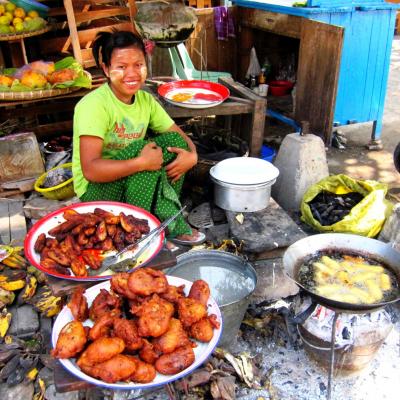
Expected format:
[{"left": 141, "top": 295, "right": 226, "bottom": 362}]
[
  {"left": 5, "top": 2, "right": 16, "bottom": 13},
  {"left": 0, "top": 2, "right": 46, "bottom": 34},
  {"left": 28, "top": 10, "right": 39, "bottom": 18},
  {"left": 20, "top": 70, "right": 47, "bottom": 89},
  {"left": 0, "top": 75, "right": 14, "bottom": 87},
  {"left": 13, "top": 7, "right": 25, "bottom": 19}
]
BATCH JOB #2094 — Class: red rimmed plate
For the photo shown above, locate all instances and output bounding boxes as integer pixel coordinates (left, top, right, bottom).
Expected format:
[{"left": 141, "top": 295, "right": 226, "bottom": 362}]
[
  {"left": 52, "top": 276, "right": 223, "bottom": 390},
  {"left": 24, "top": 201, "right": 164, "bottom": 281},
  {"left": 158, "top": 80, "right": 230, "bottom": 109}
]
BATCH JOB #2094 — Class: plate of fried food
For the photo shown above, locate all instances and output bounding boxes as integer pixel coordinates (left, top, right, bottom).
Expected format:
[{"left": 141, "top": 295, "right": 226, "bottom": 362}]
[
  {"left": 51, "top": 268, "right": 222, "bottom": 389},
  {"left": 24, "top": 201, "right": 164, "bottom": 281},
  {"left": 158, "top": 80, "right": 230, "bottom": 109}
]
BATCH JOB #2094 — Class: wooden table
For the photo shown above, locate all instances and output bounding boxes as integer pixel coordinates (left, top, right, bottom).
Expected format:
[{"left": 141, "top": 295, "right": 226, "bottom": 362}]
[
  {"left": 0, "top": 77, "right": 266, "bottom": 155},
  {"left": 147, "top": 77, "right": 266, "bottom": 156}
]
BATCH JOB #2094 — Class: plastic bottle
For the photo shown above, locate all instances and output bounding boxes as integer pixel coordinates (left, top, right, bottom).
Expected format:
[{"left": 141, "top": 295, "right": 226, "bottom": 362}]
[
  {"left": 250, "top": 75, "right": 257, "bottom": 89},
  {"left": 262, "top": 57, "right": 271, "bottom": 80},
  {"left": 258, "top": 68, "right": 266, "bottom": 84}
]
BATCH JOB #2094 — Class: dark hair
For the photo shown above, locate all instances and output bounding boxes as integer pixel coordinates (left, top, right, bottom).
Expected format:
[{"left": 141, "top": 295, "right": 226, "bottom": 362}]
[{"left": 92, "top": 30, "right": 145, "bottom": 68}]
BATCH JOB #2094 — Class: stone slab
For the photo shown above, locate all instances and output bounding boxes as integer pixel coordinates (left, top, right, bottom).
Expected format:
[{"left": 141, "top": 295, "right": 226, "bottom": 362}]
[
  {"left": 8, "top": 304, "right": 39, "bottom": 339},
  {"left": 22, "top": 196, "right": 80, "bottom": 220},
  {"left": 226, "top": 198, "right": 307, "bottom": 253},
  {"left": 272, "top": 133, "right": 329, "bottom": 211},
  {"left": 0, "top": 382, "right": 34, "bottom": 400},
  {"left": 39, "top": 315, "right": 53, "bottom": 351},
  {"left": 251, "top": 258, "right": 299, "bottom": 303},
  {"left": 204, "top": 223, "right": 230, "bottom": 244},
  {"left": 378, "top": 203, "right": 400, "bottom": 249},
  {"left": 45, "top": 384, "right": 80, "bottom": 400}
]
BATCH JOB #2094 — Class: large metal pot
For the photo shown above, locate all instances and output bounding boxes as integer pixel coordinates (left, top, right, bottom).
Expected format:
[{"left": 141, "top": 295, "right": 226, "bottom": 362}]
[
  {"left": 167, "top": 250, "right": 257, "bottom": 349},
  {"left": 283, "top": 233, "right": 400, "bottom": 312},
  {"left": 209, "top": 157, "right": 280, "bottom": 212}
]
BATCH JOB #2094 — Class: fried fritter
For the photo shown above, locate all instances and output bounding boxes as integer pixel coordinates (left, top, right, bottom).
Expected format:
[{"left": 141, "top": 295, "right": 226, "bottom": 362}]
[
  {"left": 153, "top": 318, "right": 192, "bottom": 354},
  {"left": 127, "top": 268, "right": 168, "bottom": 296},
  {"left": 177, "top": 297, "right": 207, "bottom": 329},
  {"left": 155, "top": 345, "right": 195, "bottom": 375},
  {"left": 113, "top": 318, "right": 143, "bottom": 352},
  {"left": 139, "top": 339, "right": 161, "bottom": 364},
  {"left": 67, "top": 287, "right": 89, "bottom": 322},
  {"left": 189, "top": 314, "right": 220, "bottom": 343},
  {"left": 77, "top": 337, "right": 125, "bottom": 368},
  {"left": 89, "top": 289, "right": 122, "bottom": 321},
  {"left": 188, "top": 280, "right": 210, "bottom": 307},
  {"left": 160, "top": 284, "right": 185, "bottom": 304},
  {"left": 88, "top": 310, "right": 119, "bottom": 341},
  {"left": 128, "top": 356, "right": 157, "bottom": 383},
  {"left": 82, "top": 354, "right": 137, "bottom": 383},
  {"left": 70, "top": 256, "right": 88, "bottom": 277},
  {"left": 111, "top": 273, "right": 138, "bottom": 300},
  {"left": 51, "top": 320, "right": 87, "bottom": 359},
  {"left": 132, "top": 294, "right": 174, "bottom": 337},
  {"left": 34, "top": 233, "right": 46, "bottom": 253}
]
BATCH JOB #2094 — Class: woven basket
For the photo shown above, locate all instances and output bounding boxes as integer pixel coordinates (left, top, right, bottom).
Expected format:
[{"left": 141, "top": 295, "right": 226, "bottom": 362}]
[
  {"left": 0, "top": 26, "right": 51, "bottom": 41},
  {"left": 0, "top": 85, "right": 81, "bottom": 101},
  {"left": 34, "top": 163, "right": 75, "bottom": 200}
]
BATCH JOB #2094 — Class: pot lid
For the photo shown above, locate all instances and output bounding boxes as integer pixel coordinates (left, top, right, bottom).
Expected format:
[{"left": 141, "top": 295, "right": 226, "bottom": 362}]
[{"left": 209, "top": 157, "right": 279, "bottom": 185}]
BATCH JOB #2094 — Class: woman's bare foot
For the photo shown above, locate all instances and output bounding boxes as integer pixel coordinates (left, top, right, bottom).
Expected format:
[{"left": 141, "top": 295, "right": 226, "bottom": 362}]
[
  {"left": 175, "top": 229, "right": 201, "bottom": 242},
  {"left": 172, "top": 229, "right": 206, "bottom": 245}
]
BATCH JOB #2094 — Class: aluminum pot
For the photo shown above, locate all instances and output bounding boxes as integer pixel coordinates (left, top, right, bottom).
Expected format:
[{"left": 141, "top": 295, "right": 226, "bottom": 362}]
[
  {"left": 166, "top": 250, "right": 257, "bottom": 349},
  {"left": 209, "top": 157, "right": 280, "bottom": 212},
  {"left": 283, "top": 233, "right": 400, "bottom": 312}
]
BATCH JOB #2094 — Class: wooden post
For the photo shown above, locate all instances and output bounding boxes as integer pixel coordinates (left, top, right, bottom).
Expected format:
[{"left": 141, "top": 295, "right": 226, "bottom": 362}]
[
  {"left": 238, "top": 25, "right": 254, "bottom": 82},
  {"left": 63, "top": 0, "right": 83, "bottom": 65}
]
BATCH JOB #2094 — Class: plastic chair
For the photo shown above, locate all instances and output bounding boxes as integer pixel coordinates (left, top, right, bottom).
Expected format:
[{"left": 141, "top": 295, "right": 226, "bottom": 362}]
[{"left": 168, "top": 43, "right": 231, "bottom": 82}]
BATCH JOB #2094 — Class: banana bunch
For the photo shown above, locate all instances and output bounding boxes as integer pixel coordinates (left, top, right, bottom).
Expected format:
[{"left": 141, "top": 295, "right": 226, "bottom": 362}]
[
  {"left": 0, "top": 287, "right": 15, "bottom": 308},
  {"left": 0, "top": 271, "right": 26, "bottom": 292},
  {"left": 0, "top": 308, "right": 12, "bottom": 338},
  {"left": 27, "top": 286, "right": 63, "bottom": 317},
  {"left": 21, "top": 275, "right": 37, "bottom": 301},
  {"left": 1, "top": 246, "right": 27, "bottom": 269}
]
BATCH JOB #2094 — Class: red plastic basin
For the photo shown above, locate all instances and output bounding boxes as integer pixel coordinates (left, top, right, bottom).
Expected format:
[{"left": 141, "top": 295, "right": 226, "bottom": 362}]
[{"left": 268, "top": 80, "right": 294, "bottom": 96}]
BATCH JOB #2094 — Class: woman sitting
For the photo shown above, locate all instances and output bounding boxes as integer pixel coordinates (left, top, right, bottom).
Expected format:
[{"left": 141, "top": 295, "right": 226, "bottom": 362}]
[{"left": 72, "top": 30, "right": 204, "bottom": 245}]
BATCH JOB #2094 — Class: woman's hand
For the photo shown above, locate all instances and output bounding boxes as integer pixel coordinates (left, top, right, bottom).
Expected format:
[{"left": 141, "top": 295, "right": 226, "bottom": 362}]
[
  {"left": 138, "top": 142, "right": 163, "bottom": 171},
  {"left": 165, "top": 147, "right": 198, "bottom": 183}
]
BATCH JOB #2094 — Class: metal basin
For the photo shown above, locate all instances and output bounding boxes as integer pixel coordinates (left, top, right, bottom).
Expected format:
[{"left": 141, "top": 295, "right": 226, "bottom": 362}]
[
  {"left": 167, "top": 250, "right": 257, "bottom": 349},
  {"left": 134, "top": 2, "right": 197, "bottom": 47}
]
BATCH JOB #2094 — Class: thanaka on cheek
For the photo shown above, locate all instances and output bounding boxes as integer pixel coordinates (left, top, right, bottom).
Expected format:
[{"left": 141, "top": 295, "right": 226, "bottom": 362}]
[
  {"left": 109, "top": 69, "right": 123, "bottom": 83},
  {"left": 140, "top": 66, "right": 147, "bottom": 80}
]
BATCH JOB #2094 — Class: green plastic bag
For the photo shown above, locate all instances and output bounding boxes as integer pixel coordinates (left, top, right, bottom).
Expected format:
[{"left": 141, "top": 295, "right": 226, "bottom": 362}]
[{"left": 301, "top": 174, "right": 392, "bottom": 237}]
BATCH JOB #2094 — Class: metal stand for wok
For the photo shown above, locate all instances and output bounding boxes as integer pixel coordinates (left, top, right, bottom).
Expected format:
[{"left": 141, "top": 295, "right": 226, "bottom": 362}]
[{"left": 327, "top": 312, "right": 340, "bottom": 400}]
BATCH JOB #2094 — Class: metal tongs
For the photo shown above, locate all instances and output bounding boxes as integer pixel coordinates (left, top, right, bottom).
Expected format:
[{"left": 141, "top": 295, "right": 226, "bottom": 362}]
[{"left": 99, "top": 206, "right": 186, "bottom": 270}]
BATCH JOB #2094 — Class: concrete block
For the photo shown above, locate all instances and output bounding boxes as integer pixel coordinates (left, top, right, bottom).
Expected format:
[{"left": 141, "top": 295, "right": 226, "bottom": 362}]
[
  {"left": 0, "top": 382, "right": 34, "bottom": 400},
  {"left": 272, "top": 133, "right": 329, "bottom": 211},
  {"left": 8, "top": 304, "right": 39, "bottom": 339},
  {"left": 226, "top": 198, "right": 306, "bottom": 253},
  {"left": 378, "top": 203, "right": 400, "bottom": 249}
]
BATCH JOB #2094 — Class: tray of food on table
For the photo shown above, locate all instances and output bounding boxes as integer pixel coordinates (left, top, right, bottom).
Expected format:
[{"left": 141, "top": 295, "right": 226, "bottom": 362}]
[{"left": 0, "top": 57, "right": 92, "bottom": 100}]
